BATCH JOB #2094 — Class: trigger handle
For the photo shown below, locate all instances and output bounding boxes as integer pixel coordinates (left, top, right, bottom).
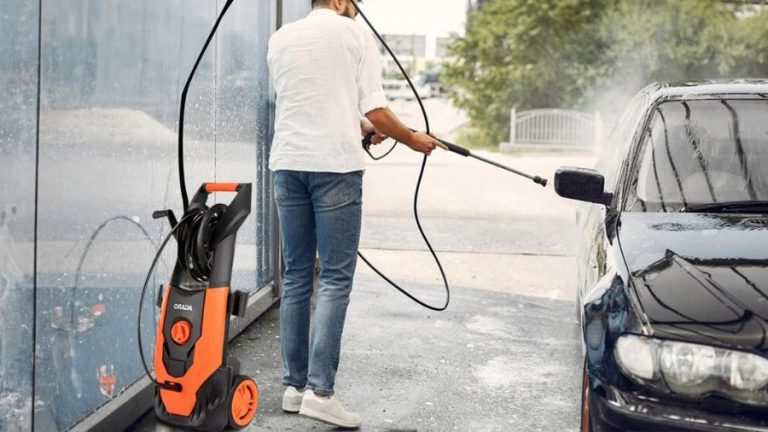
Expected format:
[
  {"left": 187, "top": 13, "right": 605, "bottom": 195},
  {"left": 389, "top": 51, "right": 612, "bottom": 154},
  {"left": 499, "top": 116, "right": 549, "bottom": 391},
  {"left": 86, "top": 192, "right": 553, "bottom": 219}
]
[{"left": 362, "top": 132, "right": 375, "bottom": 150}]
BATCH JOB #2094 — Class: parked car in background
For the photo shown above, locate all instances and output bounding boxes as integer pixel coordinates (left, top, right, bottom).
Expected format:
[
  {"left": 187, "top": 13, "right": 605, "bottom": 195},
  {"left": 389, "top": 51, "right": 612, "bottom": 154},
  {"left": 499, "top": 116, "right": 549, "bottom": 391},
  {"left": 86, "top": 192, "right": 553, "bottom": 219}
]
[
  {"left": 556, "top": 80, "right": 768, "bottom": 431},
  {"left": 383, "top": 78, "right": 432, "bottom": 101}
]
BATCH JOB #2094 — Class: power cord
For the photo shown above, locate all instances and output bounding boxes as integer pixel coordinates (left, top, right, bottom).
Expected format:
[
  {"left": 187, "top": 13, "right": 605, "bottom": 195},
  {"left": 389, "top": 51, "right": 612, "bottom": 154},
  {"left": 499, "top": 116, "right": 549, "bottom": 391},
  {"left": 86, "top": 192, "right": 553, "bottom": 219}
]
[{"left": 137, "top": 213, "right": 194, "bottom": 391}]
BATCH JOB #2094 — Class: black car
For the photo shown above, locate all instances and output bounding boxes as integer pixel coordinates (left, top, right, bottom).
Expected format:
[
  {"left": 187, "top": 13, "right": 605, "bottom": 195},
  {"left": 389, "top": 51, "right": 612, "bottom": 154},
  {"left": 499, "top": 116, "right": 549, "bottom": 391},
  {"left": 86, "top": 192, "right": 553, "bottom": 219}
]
[{"left": 556, "top": 80, "right": 768, "bottom": 431}]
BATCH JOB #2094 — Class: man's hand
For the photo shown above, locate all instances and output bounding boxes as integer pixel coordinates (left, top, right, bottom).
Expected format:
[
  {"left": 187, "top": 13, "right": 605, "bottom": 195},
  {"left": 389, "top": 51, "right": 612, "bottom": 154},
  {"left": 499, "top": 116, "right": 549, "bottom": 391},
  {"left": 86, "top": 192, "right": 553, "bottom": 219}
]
[
  {"left": 406, "top": 132, "right": 448, "bottom": 156},
  {"left": 360, "top": 118, "right": 387, "bottom": 145},
  {"left": 365, "top": 108, "right": 448, "bottom": 155}
]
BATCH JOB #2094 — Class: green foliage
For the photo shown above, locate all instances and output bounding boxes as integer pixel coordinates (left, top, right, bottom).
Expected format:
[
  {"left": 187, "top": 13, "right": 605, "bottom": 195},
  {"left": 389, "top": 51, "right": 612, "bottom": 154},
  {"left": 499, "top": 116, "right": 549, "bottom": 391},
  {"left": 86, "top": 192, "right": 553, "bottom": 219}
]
[{"left": 443, "top": 0, "right": 768, "bottom": 146}]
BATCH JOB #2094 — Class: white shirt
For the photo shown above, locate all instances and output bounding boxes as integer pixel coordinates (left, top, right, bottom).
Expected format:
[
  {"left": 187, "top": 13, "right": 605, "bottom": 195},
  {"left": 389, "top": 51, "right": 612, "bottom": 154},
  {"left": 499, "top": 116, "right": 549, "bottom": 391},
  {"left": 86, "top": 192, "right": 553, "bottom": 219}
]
[{"left": 267, "top": 8, "right": 388, "bottom": 173}]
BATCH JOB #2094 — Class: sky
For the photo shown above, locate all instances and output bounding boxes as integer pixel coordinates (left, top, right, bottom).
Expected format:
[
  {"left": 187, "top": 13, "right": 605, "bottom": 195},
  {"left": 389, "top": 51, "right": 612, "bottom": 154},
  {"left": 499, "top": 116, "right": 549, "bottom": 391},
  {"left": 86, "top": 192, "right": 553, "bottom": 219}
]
[
  {"left": 358, "top": 0, "right": 468, "bottom": 36},
  {"left": 357, "top": 0, "right": 469, "bottom": 55}
]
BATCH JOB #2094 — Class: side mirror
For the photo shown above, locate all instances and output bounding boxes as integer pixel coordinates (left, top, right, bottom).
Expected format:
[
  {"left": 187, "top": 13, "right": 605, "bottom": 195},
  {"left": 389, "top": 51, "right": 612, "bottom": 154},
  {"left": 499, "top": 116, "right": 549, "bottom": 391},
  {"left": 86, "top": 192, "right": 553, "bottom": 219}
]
[{"left": 554, "top": 167, "right": 614, "bottom": 206}]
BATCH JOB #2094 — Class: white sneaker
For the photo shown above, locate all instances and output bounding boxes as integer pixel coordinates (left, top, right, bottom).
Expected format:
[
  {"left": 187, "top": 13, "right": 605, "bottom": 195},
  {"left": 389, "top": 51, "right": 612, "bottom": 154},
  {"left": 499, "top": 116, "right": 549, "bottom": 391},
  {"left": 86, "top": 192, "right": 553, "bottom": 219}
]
[
  {"left": 299, "top": 392, "right": 362, "bottom": 429},
  {"left": 282, "top": 386, "right": 306, "bottom": 413}
]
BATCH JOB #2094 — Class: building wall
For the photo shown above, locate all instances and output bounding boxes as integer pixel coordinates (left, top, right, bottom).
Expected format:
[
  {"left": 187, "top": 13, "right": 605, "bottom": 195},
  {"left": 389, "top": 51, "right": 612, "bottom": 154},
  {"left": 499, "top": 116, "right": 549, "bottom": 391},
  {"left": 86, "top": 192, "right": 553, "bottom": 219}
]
[
  {"left": 0, "top": 0, "right": 299, "bottom": 429},
  {"left": 468, "top": 0, "right": 491, "bottom": 12}
]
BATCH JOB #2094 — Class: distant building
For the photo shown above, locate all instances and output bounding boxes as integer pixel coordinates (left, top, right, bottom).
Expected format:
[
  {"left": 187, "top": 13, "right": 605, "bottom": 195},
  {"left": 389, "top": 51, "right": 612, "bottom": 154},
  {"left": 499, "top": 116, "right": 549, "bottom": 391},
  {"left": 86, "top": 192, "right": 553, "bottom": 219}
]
[
  {"left": 467, "top": 0, "right": 491, "bottom": 12},
  {"left": 377, "top": 34, "right": 455, "bottom": 77},
  {"left": 435, "top": 37, "right": 452, "bottom": 59},
  {"left": 376, "top": 34, "right": 425, "bottom": 77},
  {"left": 378, "top": 34, "right": 427, "bottom": 58}
]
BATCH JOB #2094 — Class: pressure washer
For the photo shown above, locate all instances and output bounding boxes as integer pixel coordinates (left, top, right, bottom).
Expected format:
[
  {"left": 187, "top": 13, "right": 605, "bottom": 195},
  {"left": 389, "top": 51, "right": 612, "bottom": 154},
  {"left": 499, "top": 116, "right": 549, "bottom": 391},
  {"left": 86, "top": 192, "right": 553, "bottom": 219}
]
[
  {"left": 136, "top": 0, "right": 259, "bottom": 429},
  {"left": 135, "top": 1, "right": 549, "bottom": 429},
  {"left": 145, "top": 183, "right": 257, "bottom": 430}
]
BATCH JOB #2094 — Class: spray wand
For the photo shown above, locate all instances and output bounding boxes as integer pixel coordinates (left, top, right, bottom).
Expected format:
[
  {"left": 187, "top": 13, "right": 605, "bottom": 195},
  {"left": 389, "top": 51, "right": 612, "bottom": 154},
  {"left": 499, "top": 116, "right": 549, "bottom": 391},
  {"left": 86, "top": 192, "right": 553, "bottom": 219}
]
[{"left": 364, "top": 129, "right": 548, "bottom": 187}]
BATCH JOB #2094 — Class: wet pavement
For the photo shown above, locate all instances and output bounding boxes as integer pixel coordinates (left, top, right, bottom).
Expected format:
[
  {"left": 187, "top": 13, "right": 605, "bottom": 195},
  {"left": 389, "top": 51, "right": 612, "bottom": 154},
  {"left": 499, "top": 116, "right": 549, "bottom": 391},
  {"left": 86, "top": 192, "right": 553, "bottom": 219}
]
[{"left": 133, "top": 274, "right": 582, "bottom": 432}]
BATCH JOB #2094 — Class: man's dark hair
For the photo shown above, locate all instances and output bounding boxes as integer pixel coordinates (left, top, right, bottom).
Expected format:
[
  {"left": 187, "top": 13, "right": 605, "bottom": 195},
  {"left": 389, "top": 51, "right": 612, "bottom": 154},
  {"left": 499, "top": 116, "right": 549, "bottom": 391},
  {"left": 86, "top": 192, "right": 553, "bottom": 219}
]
[
  {"left": 312, "top": 0, "right": 361, "bottom": 8},
  {"left": 313, "top": 0, "right": 359, "bottom": 6}
]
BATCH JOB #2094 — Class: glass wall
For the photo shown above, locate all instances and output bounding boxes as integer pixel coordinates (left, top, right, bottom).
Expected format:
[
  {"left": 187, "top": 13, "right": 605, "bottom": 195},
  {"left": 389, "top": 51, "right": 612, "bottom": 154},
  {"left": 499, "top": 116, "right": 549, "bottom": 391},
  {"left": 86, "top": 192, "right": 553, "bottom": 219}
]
[
  {"left": 0, "top": 0, "right": 38, "bottom": 430},
  {"left": 282, "top": 0, "right": 313, "bottom": 24},
  {"left": 214, "top": 0, "right": 276, "bottom": 291},
  {"left": 0, "top": 0, "right": 291, "bottom": 429}
]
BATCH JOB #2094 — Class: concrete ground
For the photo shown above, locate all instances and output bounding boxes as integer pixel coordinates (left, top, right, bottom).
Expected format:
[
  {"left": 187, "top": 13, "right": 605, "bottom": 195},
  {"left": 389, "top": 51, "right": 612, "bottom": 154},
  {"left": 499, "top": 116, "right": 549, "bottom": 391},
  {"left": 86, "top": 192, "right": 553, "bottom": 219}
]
[{"left": 133, "top": 99, "right": 597, "bottom": 431}]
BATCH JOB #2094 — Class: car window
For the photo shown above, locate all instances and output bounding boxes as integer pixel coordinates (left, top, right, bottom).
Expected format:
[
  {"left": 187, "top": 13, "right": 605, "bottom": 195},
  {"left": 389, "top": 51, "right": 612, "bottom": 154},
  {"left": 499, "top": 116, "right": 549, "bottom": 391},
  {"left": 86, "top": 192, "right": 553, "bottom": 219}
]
[{"left": 628, "top": 99, "right": 768, "bottom": 212}]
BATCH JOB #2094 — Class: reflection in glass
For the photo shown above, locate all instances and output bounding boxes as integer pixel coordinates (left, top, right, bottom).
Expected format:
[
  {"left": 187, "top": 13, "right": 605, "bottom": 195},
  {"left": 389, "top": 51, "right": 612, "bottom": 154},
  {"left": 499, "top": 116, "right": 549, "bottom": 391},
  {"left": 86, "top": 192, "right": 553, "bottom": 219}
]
[{"left": 634, "top": 99, "right": 768, "bottom": 212}]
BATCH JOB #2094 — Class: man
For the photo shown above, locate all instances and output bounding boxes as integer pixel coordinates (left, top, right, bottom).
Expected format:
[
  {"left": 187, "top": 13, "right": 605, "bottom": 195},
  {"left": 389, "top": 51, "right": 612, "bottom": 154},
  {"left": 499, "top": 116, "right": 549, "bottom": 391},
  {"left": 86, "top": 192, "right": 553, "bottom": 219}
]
[{"left": 267, "top": 0, "right": 446, "bottom": 428}]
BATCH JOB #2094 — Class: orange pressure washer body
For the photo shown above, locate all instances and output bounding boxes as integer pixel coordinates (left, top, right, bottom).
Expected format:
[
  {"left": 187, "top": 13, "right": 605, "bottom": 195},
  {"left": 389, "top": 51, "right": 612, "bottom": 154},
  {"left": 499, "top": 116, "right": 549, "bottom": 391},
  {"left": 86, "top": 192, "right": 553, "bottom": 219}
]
[{"left": 152, "top": 183, "right": 258, "bottom": 430}]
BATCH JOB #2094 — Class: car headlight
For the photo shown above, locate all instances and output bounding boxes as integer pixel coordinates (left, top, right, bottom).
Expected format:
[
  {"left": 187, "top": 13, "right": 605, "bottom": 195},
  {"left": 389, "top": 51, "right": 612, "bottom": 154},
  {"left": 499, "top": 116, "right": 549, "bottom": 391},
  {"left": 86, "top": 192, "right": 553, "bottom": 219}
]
[
  {"left": 660, "top": 341, "right": 716, "bottom": 388},
  {"left": 614, "top": 335, "right": 768, "bottom": 404},
  {"left": 615, "top": 335, "right": 659, "bottom": 380},
  {"left": 721, "top": 350, "right": 768, "bottom": 391}
]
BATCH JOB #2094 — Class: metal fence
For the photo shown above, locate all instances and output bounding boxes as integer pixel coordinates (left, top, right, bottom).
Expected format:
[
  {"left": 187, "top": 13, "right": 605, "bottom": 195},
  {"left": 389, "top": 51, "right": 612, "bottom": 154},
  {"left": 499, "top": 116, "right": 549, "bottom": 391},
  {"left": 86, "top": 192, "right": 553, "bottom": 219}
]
[{"left": 501, "top": 108, "right": 601, "bottom": 151}]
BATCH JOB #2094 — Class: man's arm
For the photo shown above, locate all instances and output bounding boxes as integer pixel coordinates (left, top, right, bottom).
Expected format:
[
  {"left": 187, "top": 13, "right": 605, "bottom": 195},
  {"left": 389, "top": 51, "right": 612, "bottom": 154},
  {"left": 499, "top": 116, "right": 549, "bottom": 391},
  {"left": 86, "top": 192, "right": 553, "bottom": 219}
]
[
  {"left": 355, "top": 28, "right": 445, "bottom": 156},
  {"left": 366, "top": 108, "right": 447, "bottom": 156}
]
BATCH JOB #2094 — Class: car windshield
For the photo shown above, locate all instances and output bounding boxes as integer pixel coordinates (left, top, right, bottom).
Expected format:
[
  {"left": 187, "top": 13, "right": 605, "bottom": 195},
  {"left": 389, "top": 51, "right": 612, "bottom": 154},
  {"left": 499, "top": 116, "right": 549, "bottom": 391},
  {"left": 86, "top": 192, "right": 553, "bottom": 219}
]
[{"left": 632, "top": 98, "right": 768, "bottom": 212}]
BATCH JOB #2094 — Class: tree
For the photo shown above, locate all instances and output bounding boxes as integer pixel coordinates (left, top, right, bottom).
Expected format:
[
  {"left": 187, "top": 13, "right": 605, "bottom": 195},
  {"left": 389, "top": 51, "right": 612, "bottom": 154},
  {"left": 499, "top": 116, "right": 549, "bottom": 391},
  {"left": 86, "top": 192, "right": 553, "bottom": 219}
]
[
  {"left": 597, "top": 1, "right": 730, "bottom": 93},
  {"left": 443, "top": 0, "right": 610, "bottom": 145},
  {"left": 444, "top": 0, "right": 768, "bottom": 146}
]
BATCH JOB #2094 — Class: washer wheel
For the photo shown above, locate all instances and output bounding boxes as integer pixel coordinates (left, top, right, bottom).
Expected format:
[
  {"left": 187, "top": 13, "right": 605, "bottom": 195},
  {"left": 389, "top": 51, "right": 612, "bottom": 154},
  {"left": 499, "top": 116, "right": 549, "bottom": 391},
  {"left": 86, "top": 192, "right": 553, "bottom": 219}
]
[{"left": 227, "top": 375, "right": 259, "bottom": 429}]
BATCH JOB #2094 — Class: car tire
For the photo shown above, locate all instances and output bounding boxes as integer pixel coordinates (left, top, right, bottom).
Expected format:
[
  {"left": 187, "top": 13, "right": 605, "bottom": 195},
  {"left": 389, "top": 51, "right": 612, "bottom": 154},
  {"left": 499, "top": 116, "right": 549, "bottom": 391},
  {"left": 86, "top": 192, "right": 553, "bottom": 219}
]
[{"left": 581, "top": 360, "right": 594, "bottom": 432}]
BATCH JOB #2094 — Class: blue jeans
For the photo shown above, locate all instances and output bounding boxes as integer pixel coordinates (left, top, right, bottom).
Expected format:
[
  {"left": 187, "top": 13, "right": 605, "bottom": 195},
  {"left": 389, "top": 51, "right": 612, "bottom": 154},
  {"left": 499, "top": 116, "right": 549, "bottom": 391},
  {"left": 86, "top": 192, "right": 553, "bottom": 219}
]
[{"left": 274, "top": 170, "right": 363, "bottom": 396}]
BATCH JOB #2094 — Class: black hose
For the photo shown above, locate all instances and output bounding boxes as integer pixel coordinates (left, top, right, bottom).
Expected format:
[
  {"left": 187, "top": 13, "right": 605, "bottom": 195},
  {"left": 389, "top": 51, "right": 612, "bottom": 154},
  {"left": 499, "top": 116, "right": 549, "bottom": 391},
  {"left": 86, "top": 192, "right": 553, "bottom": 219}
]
[
  {"left": 178, "top": 0, "right": 235, "bottom": 210},
  {"left": 362, "top": 134, "right": 398, "bottom": 160},
  {"left": 353, "top": 2, "right": 450, "bottom": 311}
]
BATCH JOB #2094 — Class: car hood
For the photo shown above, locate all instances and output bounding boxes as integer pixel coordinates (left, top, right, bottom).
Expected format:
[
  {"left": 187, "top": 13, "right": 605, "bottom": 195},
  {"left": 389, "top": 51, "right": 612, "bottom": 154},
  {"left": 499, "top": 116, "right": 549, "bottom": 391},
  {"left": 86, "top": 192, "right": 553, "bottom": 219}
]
[{"left": 618, "top": 212, "right": 768, "bottom": 351}]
